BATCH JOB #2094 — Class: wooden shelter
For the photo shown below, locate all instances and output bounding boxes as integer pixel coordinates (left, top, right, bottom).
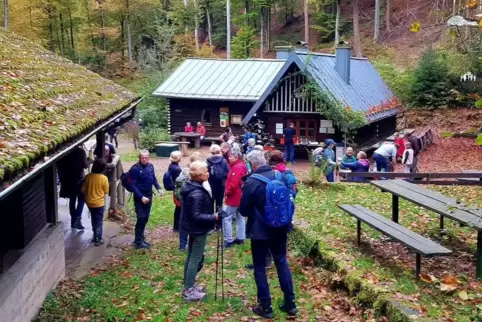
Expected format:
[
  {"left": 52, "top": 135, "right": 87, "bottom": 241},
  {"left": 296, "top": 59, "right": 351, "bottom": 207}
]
[
  {"left": 153, "top": 45, "right": 401, "bottom": 150},
  {"left": 0, "top": 29, "right": 140, "bottom": 321}
]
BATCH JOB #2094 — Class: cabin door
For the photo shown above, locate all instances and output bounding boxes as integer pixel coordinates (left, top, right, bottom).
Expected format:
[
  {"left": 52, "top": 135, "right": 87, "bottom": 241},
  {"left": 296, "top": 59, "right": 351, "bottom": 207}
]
[{"left": 286, "top": 119, "right": 317, "bottom": 141}]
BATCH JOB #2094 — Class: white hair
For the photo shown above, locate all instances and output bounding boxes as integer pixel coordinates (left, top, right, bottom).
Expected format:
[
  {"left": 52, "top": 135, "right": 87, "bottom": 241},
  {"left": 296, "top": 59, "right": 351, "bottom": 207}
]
[
  {"left": 139, "top": 150, "right": 149, "bottom": 157},
  {"left": 253, "top": 145, "right": 264, "bottom": 151},
  {"left": 248, "top": 138, "right": 255, "bottom": 144},
  {"left": 230, "top": 148, "right": 243, "bottom": 158},
  {"left": 170, "top": 150, "right": 182, "bottom": 163},
  {"left": 210, "top": 144, "right": 222, "bottom": 154},
  {"left": 246, "top": 150, "right": 266, "bottom": 167}
]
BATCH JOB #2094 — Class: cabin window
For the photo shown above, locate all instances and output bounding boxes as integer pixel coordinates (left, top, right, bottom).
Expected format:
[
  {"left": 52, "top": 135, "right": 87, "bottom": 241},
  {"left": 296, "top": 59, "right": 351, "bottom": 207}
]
[
  {"left": 288, "top": 119, "right": 317, "bottom": 140},
  {"left": 202, "top": 109, "right": 212, "bottom": 126}
]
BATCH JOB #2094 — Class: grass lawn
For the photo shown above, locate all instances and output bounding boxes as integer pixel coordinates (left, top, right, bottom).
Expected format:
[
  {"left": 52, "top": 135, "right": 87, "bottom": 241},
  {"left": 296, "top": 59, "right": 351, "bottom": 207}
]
[
  {"left": 37, "top": 194, "right": 367, "bottom": 322},
  {"left": 294, "top": 182, "right": 482, "bottom": 321}
]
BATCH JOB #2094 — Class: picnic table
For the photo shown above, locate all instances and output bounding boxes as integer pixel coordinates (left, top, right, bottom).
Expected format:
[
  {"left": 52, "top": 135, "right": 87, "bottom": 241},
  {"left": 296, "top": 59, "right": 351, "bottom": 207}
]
[
  {"left": 371, "top": 179, "right": 482, "bottom": 278},
  {"left": 174, "top": 132, "right": 201, "bottom": 149}
]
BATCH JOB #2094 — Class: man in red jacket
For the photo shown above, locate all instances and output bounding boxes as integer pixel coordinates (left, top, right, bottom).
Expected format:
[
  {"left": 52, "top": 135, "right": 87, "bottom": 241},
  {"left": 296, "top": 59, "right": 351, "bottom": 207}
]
[
  {"left": 223, "top": 148, "right": 248, "bottom": 248},
  {"left": 196, "top": 122, "right": 206, "bottom": 144}
]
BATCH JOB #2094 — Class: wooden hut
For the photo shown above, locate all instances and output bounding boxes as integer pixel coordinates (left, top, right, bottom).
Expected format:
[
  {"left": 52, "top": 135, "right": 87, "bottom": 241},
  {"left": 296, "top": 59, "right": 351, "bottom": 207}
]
[
  {"left": 0, "top": 29, "right": 140, "bottom": 321},
  {"left": 153, "top": 45, "right": 400, "bottom": 150}
]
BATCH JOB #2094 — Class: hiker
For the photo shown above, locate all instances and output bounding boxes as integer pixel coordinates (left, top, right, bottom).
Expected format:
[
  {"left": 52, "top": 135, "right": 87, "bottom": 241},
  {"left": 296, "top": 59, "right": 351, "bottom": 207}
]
[
  {"left": 246, "top": 138, "right": 256, "bottom": 154},
  {"left": 402, "top": 142, "right": 414, "bottom": 174},
  {"left": 245, "top": 149, "right": 298, "bottom": 270},
  {"left": 57, "top": 146, "right": 89, "bottom": 230},
  {"left": 223, "top": 148, "right": 248, "bottom": 248},
  {"left": 405, "top": 132, "right": 421, "bottom": 173},
  {"left": 196, "top": 122, "right": 206, "bottom": 144},
  {"left": 184, "top": 122, "right": 194, "bottom": 133},
  {"left": 373, "top": 143, "right": 399, "bottom": 172},
  {"left": 168, "top": 151, "right": 183, "bottom": 233},
  {"left": 221, "top": 127, "right": 233, "bottom": 143},
  {"left": 340, "top": 151, "right": 370, "bottom": 182},
  {"left": 107, "top": 124, "right": 119, "bottom": 148},
  {"left": 94, "top": 134, "right": 116, "bottom": 159},
  {"left": 240, "top": 150, "right": 297, "bottom": 318},
  {"left": 207, "top": 144, "right": 230, "bottom": 212},
  {"left": 323, "top": 139, "right": 337, "bottom": 183},
  {"left": 180, "top": 160, "right": 224, "bottom": 301},
  {"left": 82, "top": 158, "right": 109, "bottom": 246},
  {"left": 221, "top": 142, "right": 231, "bottom": 165},
  {"left": 283, "top": 122, "right": 296, "bottom": 164},
  {"left": 129, "top": 150, "right": 163, "bottom": 249},
  {"left": 395, "top": 132, "right": 406, "bottom": 163},
  {"left": 175, "top": 152, "right": 202, "bottom": 251},
  {"left": 243, "top": 127, "right": 256, "bottom": 152},
  {"left": 341, "top": 147, "right": 357, "bottom": 163}
]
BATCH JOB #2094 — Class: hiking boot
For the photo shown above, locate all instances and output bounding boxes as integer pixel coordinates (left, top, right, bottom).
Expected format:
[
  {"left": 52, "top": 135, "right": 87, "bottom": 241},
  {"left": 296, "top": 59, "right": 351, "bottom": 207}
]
[
  {"left": 143, "top": 240, "right": 151, "bottom": 247},
  {"left": 279, "top": 302, "right": 298, "bottom": 316},
  {"left": 135, "top": 242, "right": 150, "bottom": 249},
  {"left": 71, "top": 223, "right": 85, "bottom": 230},
  {"left": 224, "top": 241, "right": 235, "bottom": 249},
  {"left": 252, "top": 305, "right": 274, "bottom": 319},
  {"left": 183, "top": 287, "right": 206, "bottom": 301},
  {"left": 94, "top": 239, "right": 104, "bottom": 247},
  {"left": 233, "top": 239, "right": 244, "bottom": 245},
  {"left": 194, "top": 285, "right": 207, "bottom": 293}
]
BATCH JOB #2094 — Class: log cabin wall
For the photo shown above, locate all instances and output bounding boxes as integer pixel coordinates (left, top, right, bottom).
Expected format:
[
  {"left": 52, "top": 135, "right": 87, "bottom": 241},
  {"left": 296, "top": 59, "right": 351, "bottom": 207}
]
[
  {"left": 168, "top": 98, "right": 254, "bottom": 137},
  {"left": 354, "top": 115, "right": 397, "bottom": 148}
]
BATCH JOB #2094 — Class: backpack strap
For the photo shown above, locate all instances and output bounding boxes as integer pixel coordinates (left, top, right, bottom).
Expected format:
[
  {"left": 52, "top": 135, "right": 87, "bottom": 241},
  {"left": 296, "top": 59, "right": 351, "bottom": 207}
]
[{"left": 251, "top": 173, "right": 270, "bottom": 184}]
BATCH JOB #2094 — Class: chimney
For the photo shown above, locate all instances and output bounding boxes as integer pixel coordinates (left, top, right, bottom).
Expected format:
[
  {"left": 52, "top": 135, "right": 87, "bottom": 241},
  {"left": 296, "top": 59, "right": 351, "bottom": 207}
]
[
  {"left": 335, "top": 42, "right": 351, "bottom": 84},
  {"left": 275, "top": 46, "right": 293, "bottom": 59}
]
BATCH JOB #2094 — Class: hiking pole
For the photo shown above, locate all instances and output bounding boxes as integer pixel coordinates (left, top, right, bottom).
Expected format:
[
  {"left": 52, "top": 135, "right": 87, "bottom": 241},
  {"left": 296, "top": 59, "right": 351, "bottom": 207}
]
[
  {"left": 214, "top": 225, "right": 220, "bottom": 300},
  {"left": 221, "top": 223, "right": 225, "bottom": 301}
]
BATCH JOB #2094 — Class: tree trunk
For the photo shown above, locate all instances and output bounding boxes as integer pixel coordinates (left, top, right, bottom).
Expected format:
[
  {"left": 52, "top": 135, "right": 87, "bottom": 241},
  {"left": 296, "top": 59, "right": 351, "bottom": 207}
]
[
  {"left": 120, "top": 18, "right": 125, "bottom": 60},
  {"left": 67, "top": 1, "right": 76, "bottom": 58},
  {"left": 226, "top": 0, "right": 231, "bottom": 59},
  {"left": 267, "top": 6, "right": 271, "bottom": 51},
  {"left": 386, "top": 0, "right": 391, "bottom": 32},
  {"left": 452, "top": 0, "right": 457, "bottom": 15},
  {"left": 260, "top": 7, "right": 264, "bottom": 58},
  {"left": 59, "top": 12, "right": 66, "bottom": 55},
  {"left": 100, "top": 4, "right": 106, "bottom": 52},
  {"left": 194, "top": 0, "right": 199, "bottom": 50},
  {"left": 3, "top": 0, "right": 8, "bottom": 29},
  {"left": 374, "top": 0, "right": 380, "bottom": 42},
  {"left": 206, "top": 6, "right": 212, "bottom": 46},
  {"left": 304, "top": 0, "right": 309, "bottom": 44},
  {"left": 335, "top": 0, "right": 341, "bottom": 45},
  {"left": 184, "top": 0, "right": 189, "bottom": 34},
  {"left": 352, "top": 0, "right": 363, "bottom": 57},
  {"left": 125, "top": 0, "right": 133, "bottom": 65},
  {"left": 47, "top": 5, "right": 55, "bottom": 52}
]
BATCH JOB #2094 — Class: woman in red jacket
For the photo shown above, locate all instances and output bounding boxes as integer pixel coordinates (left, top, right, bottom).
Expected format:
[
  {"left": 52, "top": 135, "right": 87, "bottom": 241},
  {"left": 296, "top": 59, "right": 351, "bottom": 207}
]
[
  {"left": 395, "top": 132, "right": 406, "bottom": 163},
  {"left": 223, "top": 148, "right": 248, "bottom": 248}
]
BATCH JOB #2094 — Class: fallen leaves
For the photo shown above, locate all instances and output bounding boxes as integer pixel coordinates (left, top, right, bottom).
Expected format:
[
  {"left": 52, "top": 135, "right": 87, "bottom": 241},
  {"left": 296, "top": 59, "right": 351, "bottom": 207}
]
[
  {"left": 458, "top": 290, "right": 469, "bottom": 301},
  {"left": 419, "top": 273, "right": 437, "bottom": 283}
]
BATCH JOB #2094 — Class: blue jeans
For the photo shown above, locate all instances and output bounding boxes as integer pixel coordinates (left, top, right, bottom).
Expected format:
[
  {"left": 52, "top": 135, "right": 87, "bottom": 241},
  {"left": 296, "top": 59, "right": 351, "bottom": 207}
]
[
  {"left": 326, "top": 171, "right": 335, "bottom": 183},
  {"left": 134, "top": 197, "right": 152, "bottom": 244},
  {"left": 89, "top": 206, "right": 104, "bottom": 240},
  {"left": 70, "top": 191, "right": 85, "bottom": 224},
  {"left": 284, "top": 144, "right": 295, "bottom": 163},
  {"left": 223, "top": 206, "right": 246, "bottom": 243},
  {"left": 373, "top": 153, "right": 389, "bottom": 172},
  {"left": 251, "top": 234, "right": 295, "bottom": 307}
]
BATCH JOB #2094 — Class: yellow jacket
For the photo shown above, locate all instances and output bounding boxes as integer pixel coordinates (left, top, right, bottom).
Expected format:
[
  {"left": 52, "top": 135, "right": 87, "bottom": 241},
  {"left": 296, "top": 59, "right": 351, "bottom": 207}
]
[{"left": 82, "top": 173, "right": 109, "bottom": 208}]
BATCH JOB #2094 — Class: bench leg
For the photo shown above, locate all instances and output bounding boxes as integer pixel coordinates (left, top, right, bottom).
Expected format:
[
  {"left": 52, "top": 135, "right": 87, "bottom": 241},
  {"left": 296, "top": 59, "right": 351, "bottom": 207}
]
[
  {"left": 477, "top": 231, "right": 482, "bottom": 279},
  {"left": 195, "top": 138, "right": 200, "bottom": 149},
  {"left": 392, "top": 194, "right": 399, "bottom": 223},
  {"left": 415, "top": 253, "right": 421, "bottom": 278},
  {"left": 440, "top": 215, "right": 444, "bottom": 230},
  {"left": 357, "top": 220, "right": 361, "bottom": 246}
]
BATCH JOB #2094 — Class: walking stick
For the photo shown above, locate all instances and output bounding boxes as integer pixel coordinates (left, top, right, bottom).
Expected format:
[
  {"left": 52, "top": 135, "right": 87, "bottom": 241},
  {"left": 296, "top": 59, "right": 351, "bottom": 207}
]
[
  {"left": 214, "top": 225, "right": 220, "bottom": 300},
  {"left": 221, "top": 223, "right": 225, "bottom": 301}
]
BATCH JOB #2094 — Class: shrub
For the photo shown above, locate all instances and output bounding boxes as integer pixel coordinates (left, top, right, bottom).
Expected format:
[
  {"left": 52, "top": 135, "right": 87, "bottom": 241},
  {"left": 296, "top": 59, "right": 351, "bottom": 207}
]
[
  {"left": 231, "top": 26, "right": 258, "bottom": 59},
  {"left": 409, "top": 50, "right": 453, "bottom": 108},
  {"left": 139, "top": 129, "right": 171, "bottom": 151},
  {"left": 372, "top": 58, "right": 413, "bottom": 103}
]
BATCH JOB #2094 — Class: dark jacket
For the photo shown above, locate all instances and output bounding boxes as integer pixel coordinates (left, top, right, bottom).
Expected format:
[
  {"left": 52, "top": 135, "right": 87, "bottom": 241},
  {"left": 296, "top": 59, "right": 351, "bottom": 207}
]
[
  {"left": 130, "top": 163, "right": 161, "bottom": 200},
  {"left": 94, "top": 142, "right": 116, "bottom": 158},
  {"left": 168, "top": 162, "right": 182, "bottom": 182},
  {"left": 207, "top": 155, "right": 230, "bottom": 185},
  {"left": 341, "top": 159, "right": 370, "bottom": 182},
  {"left": 58, "top": 147, "right": 88, "bottom": 198},
  {"left": 409, "top": 136, "right": 421, "bottom": 157},
  {"left": 180, "top": 180, "right": 216, "bottom": 235},
  {"left": 240, "top": 164, "right": 292, "bottom": 240}
]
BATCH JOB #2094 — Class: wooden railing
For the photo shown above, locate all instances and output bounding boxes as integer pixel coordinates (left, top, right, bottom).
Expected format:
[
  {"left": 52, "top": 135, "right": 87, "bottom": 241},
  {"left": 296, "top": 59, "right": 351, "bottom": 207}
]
[
  {"left": 418, "top": 128, "right": 434, "bottom": 152},
  {"left": 105, "top": 155, "right": 125, "bottom": 210}
]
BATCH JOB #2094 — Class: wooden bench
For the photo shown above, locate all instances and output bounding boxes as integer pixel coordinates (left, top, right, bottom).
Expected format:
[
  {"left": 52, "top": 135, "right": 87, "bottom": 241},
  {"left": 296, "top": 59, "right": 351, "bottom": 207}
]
[
  {"left": 458, "top": 170, "right": 482, "bottom": 182},
  {"left": 156, "top": 141, "right": 190, "bottom": 156},
  {"left": 339, "top": 204, "right": 452, "bottom": 277}
]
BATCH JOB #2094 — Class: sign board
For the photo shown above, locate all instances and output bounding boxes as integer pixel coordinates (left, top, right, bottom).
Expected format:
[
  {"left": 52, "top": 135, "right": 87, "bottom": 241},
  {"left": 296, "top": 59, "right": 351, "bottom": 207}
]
[
  {"left": 327, "top": 128, "right": 335, "bottom": 134},
  {"left": 231, "top": 114, "right": 243, "bottom": 125},
  {"left": 336, "top": 146, "right": 345, "bottom": 160},
  {"left": 319, "top": 120, "right": 333, "bottom": 128},
  {"left": 275, "top": 123, "right": 283, "bottom": 134},
  {"left": 319, "top": 127, "right": 327, "bottom": 134},
  {"left": 220, "top": 107, "right": 229, "bottom": 127}
]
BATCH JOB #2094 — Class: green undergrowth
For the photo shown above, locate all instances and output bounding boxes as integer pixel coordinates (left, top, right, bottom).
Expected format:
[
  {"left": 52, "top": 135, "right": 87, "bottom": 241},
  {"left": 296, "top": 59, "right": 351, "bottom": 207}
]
[
  {"left": 38, "top": 196, "right": 366, "bottom": 322},
  {"left": 293, "top": 183, "right": 482, "bottom": 321}
]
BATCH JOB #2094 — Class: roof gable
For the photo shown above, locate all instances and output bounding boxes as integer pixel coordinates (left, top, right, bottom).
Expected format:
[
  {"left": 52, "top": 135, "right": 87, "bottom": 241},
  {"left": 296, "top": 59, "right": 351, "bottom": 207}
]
[
  {"left": 152, "top": 58, "right": 286, "bottom": 101},
  {"left": 0, "top": 29, "right": 137, "bottom": 182},
  {"left": 297, "top": 52, "right": 397, "bottom": 119}
]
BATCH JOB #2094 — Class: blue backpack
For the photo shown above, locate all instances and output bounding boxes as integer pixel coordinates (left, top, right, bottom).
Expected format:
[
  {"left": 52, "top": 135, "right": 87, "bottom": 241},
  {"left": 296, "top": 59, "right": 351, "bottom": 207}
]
[
  {"left": 251, "top": 171, "right": 295, "bottom": 229},
  {"left": 163, "top": 170, "right": 175, "bottom": 191}
]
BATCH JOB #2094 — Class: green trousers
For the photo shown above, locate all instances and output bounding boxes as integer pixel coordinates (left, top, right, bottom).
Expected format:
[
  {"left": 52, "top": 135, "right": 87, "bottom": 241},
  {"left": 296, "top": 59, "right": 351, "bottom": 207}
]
[{"left": 183, "top": 233, "right": 208, "bottom": 290}]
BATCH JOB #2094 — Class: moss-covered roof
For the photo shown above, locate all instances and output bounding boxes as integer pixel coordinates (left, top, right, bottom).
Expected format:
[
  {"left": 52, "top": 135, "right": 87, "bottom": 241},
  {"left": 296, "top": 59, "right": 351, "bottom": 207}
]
[{"left": 0, "top": 29, "right": 137, "bottom": 182}]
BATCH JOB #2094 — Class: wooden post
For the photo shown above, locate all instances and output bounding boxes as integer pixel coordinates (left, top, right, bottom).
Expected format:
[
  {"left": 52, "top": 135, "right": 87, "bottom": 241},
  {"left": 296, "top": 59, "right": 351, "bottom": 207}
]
[
  {"left": 44, "top": 164, "right": 58, "bottom": 224},
  {"left": 96, "top": 130, "right": 105, "bottom": 160},
  {"left": 392, "top": 194, "right": 399, "bottom": 223},
  {"left": 356, "top": 220, "right": 361, "bottom": 245},
  {"left": 117, "top": 159, "right": 124, "bottom": 206},
  {"left": 477, "top": 231, "right": 482, "bottom": 279},
  {"left": 415, "top": 253, "right": 421, "bottom": 278}
]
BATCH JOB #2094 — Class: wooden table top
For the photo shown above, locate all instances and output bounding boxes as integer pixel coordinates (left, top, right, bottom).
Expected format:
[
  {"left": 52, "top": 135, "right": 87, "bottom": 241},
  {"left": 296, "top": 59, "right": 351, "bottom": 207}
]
[{"left": 174, "top": 132, "right": 201, "bottom": 137}]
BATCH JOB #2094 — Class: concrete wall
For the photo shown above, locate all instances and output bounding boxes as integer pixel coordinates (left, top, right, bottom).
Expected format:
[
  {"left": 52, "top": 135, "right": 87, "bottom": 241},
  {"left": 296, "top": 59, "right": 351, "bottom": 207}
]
[{"left": 0, "top": 223, "right": 65, "bottom": 322}]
